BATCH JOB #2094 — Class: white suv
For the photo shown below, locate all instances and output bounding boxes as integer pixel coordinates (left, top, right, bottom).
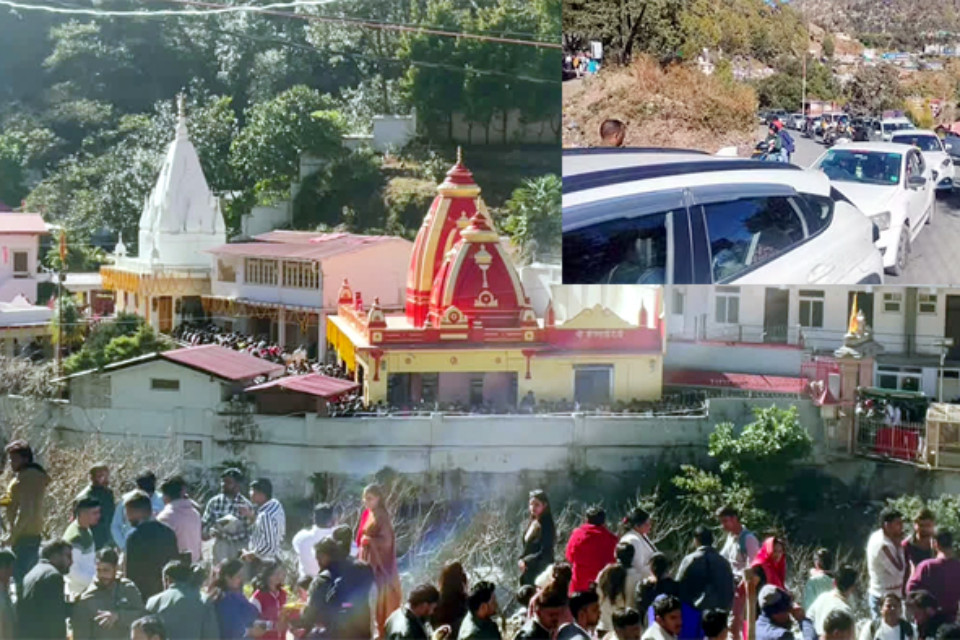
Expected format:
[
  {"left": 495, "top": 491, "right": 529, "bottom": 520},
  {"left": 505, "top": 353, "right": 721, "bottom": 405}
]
[
  {"left": 562, "top": 148, "right": 884, "bottom": 285},
  {"left": 889, "top": 129, "right": 955, "bottom": 192}
]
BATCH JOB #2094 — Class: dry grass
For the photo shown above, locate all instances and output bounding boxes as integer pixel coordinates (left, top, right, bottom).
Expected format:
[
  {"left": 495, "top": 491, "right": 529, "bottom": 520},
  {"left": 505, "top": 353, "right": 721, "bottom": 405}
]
[{"left": 563, "top": 57, "right": 758, "bottom": 154}]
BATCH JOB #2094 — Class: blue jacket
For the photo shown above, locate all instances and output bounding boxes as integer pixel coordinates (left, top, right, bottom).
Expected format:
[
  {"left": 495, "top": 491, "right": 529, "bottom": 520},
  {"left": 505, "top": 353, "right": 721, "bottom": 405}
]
[{"left": 755, "top": 614, "right": 816, "bottom": 640}]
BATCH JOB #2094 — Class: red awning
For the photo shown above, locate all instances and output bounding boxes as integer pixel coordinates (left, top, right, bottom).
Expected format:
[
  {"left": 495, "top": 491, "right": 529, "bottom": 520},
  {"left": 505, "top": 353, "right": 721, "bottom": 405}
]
[
  {"left": 161, "top": 345, "right": 285, "bottom": 381},
  {"left": 246, "top": 373, "right": 359, "bottom": 399},
  {"left": 664, "top": 369, "right": 804, "bottom": 394}
]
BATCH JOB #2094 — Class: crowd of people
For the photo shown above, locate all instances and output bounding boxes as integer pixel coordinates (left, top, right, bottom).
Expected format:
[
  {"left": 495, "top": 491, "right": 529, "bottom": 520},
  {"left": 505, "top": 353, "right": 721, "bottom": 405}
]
[
  {"left": 1, "top": 447, "right": 959, "bottom": 640},
  {"left": 507, "top": 492, "right": 960, "bottom": 640}
]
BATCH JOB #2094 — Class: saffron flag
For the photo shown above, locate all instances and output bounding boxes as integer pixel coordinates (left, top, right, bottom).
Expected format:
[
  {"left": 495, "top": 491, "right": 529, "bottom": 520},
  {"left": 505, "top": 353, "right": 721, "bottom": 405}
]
[
  {"left": 848, "top": 294, "right": 859, "bottom": 334},
  {"left": 59, "top": 229, "right": 67, "bottom": 264}
]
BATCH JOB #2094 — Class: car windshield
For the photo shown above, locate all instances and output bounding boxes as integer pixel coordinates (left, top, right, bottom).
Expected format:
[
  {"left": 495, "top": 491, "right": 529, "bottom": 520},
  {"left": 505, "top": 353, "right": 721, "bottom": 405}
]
[
  {"left": 885, "top": 121, "right": 915, "bottom": 132},
  {"left": 814, "top": 149, "right": 902, "bottom": 186},
  {"left": 891, "top": 134, "right": 942, "bottom": 152}
]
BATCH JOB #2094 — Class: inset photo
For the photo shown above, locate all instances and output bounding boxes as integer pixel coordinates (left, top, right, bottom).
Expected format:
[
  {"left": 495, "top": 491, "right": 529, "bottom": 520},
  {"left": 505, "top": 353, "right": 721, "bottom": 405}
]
[{"left": 562, "top": 0, "right": 960, "bottom": 285}]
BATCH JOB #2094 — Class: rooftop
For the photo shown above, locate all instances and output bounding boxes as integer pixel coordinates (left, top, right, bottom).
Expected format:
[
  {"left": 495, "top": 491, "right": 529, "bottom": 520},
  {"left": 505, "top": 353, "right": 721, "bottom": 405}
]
[
  {"left": 245, "top": 372, "right": 359, "bottom": 398},
  {"left": 161, "top": 344, "right": 285, "bottom": 381},
  {"left": 209, "top": 233, "right": 409, "bottom": 261},
  {"left": 664, "top": 369, "right": 805, "bottom": 395},
  {"left": 0, "top": 213, "right": 48, "bottom": 235}
]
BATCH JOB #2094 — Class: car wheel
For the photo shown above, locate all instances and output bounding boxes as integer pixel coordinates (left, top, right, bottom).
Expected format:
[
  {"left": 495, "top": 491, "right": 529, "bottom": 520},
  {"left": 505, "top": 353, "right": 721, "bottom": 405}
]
[{"left": 889, "top": 225, "right": 910, "bottom": 276}]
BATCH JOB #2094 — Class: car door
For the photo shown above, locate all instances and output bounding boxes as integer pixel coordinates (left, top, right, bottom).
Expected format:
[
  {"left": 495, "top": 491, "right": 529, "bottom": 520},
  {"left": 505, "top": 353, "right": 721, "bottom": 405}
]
[{"left": 904, "top": 150, "right": 929, "bottom": 231}]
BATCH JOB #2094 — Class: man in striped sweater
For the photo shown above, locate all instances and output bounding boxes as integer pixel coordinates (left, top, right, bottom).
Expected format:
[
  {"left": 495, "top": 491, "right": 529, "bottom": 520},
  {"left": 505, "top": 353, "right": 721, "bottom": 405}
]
[{"left": 241, "top": 478, "right": 286, "bottom": 567}]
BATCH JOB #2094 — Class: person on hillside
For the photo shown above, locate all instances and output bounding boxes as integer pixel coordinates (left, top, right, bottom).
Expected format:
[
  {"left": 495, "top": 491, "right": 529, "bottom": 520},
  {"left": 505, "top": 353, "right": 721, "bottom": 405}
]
[
  {"left": 717, "top": 506, "right": 760, "bottom": 640},
  {"left": 867, "top": 507, "right": 907, "bottom": 621},
  {"left": 131, "top": 615, "right": 167, "bottom": 640},
  {"left": 677, "top": 526, "right": 735, "bottom": 615},
  {"left": 2, "top": 439, "right": 50, "bottom": 596},
  {"left": 907, "top": 590, "right": 951, "bottom": 640},
  {"left": 206, "top": 559, "right": 259, "bottom": 640},
  {"left": 124, "top": 491, "right": 180, "bottom": 601},
  {"left": 904, "top": 510, "right": 937, "bottom": 576},
  {"left": 752, "top": 538, "right": 787, "bottom": 590},
  {"left": 907, "top": 530, "right": 960, "bottom": 621},
  {"left": 807, "top": 565, "right": 857, "bottom": 636},
  {"left": 458, "top": 581, "right": 500, "bottom": 640},
  {"left": 622, "top": 507, "right": 658, "bottom": 589},
  {"left": 597, "top": 543, "right": 637, "bottom": 635},
  {"left": 600, "top": 120, "right": 626, "bottom": 147},
  {"left": 858, "top": 593, "right": 914, "bottom": 640},
  {"left": 357, "top": 483, "right": 403, "bottom": 637},
  {"left": 515, "top": 584, "right": 567, "bottom": 640},
  {"left": 111, "top": 471, "right": 164, "bottom": 552},
  {"left": 637, "top": 553, "right": 681, "bottom": 623},
  {"left": 822, "top": 610, "right": 857, "bottom": 640},
  {"left": 243, "top": 478, "right": 286, "bottom": 565},
  {"left": 75, "top": 463, "right": 116, "bottom": 550},
  {"left": 0, "top": 549, "right": 15, "bottom": 638},
  {"left": 702, "top": 609, "right": 729, "bottom": 640},
  {"left": 803, "top": 548, "right": 834, "bottom": 610},
  {"left": 145, "top": 560, "right": 220, "bottom": 640},
  {"left": 157, "top": 476, "right": 202, "bottom": 564},
  {"left": 642, "top": 595, "right": 683, "bottom": 640},
  {"left": 17, "top": 539, "right": 72, "bottom": 640},
  {"left": 606, "top": 608, "right": 642, "bottom": 640},
  {"left": 202, "top": 468, "right": 253, "bottom": 566},
  {"left": 754, "top": 586, "right": 815, "bottom": 640},
  {"left": 65, "top": 496, "right": 103, "bottom": 599},
  {"left": 384, "top": 583, "right": 444, "bottom": 640},
  {"left": 520, "top": 490, "right": 556, "bottom": 587},
  {"left": 559, "top": 588, "right": 602, "bottom": 640},
  {"left": 433, "top": 561, "right": 469, "bottom": 639},
  {"left": 249, "top": 560, "right": 288, "bottom": 640},
  {"left": 566, "top": 506, "right": 618, "bottom": 594},
  {"left": 72, "top": 547, "right": 145, "bottom": 640}
]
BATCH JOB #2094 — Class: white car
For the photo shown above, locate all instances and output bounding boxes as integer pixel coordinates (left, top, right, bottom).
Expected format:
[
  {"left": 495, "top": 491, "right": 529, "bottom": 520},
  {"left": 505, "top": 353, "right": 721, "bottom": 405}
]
[
  {"left": 562, "top": 148, "right": 884, "bottom": 285},
  {"left": 810, "top": 142, "right": 935, "bottom": 276},
  {"left": 890, "top": 129, "right": 955, "bottom": 192},
  {"left": 790, "top": 113, "right": 805, "bottom": 130},
  {"left": 879, "top": 117, "right": 915, "bottom": 141}
]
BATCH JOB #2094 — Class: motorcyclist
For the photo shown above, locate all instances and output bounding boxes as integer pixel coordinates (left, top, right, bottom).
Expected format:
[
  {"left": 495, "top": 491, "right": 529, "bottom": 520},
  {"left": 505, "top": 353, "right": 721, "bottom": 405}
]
[{"left": 764, "top": 120, "right": 786, "bottom": 162}]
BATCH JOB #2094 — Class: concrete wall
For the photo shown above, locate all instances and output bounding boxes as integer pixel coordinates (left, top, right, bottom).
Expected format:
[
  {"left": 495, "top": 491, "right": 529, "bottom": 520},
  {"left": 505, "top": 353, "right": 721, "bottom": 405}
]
[
  {"left": 450, "top": 110, "right": 560, "bottom": 146},
  {"left": 10, "top": 396, "right": 821, "bottom": 494},
  {"left": 666, "top": 341, "right": 807, "bottom": 377}
]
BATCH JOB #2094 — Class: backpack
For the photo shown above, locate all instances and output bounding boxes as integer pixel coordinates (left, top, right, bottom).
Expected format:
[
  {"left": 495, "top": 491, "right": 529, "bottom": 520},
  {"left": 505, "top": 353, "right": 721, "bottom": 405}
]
[
  {"left": 737, "top": 528, "right": 756, "bottom": 557},
  {"left": 780, "top": 130, "right": 795, "bottom": 154},
  {"left": 869, "top": 618, "right": 914, "bottom": 640}
]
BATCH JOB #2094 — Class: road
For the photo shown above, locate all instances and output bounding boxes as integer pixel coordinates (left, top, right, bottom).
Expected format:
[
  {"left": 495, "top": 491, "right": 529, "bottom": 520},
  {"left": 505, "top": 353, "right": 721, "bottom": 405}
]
[{"left": 774, "top": 127, "right": 960, "bottom": 285}]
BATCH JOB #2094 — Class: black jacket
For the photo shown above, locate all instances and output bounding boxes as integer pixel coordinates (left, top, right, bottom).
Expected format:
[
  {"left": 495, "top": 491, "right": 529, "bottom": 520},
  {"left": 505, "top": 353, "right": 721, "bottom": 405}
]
[
  {"left": 676, "top": 546, "right": 734, "bottom": 611},
  {"left": 513, "top": 618, "right": 551, "bottom": 640},
  {"left": 520, "top": 517, "right": 555, "bottom": 586},
  {"left": 305, "top": 558, "right": 376, "bottom": 640},
  {"left": 458, "top": 612, "right": 502, "bottom": 640},
  {"left": 18, "top": 559, "right": 68, "bottom": 640},
  {"left": 384, "top": 606, "right": 430, "bottom": 640}
]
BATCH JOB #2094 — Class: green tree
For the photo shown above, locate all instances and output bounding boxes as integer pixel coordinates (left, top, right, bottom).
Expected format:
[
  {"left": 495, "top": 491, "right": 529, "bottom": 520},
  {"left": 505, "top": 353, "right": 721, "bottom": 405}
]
[
  {"left": 822, "top": 33, "right": 836, "bottom": 58},
  {"left": 51, "top": 295, "right": 85, "bottom": 351},
  {"left": 846, "top": 64, "right": 904, "bottom": 116},
  {"left": 501, "top": 174, "right": 561, "bottom": 263}
]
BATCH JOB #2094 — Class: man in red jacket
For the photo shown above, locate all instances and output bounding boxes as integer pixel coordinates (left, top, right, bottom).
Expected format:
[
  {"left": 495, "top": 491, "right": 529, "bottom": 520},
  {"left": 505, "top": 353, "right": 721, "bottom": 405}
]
[{"left": 566, "top": 506, "right": 619, "bottom": 594}]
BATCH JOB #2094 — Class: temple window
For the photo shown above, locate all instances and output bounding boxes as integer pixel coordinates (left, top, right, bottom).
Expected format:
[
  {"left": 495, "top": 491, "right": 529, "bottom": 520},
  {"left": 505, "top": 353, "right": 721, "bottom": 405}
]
[{"left": 245, "top": 258, "right": 278, "bottom": 286}]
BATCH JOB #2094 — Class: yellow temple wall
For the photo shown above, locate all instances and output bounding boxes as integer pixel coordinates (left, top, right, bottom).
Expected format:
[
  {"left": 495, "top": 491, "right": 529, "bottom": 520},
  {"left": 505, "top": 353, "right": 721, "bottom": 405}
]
[{"left": 351, "top": 346, "right": 663, "bottom": 405}]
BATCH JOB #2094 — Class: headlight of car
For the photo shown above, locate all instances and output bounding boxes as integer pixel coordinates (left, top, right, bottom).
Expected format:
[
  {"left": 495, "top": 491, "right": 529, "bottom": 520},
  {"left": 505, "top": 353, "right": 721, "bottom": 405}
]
[{"left": 870, "top": 211, "right": 891, "bottom": 231}]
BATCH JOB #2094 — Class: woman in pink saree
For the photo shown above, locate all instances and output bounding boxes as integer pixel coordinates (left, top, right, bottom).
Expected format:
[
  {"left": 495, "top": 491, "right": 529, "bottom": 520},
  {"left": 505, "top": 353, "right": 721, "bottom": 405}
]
[{"left": 356, "top": 484, "right": 403, "bottom": 638}]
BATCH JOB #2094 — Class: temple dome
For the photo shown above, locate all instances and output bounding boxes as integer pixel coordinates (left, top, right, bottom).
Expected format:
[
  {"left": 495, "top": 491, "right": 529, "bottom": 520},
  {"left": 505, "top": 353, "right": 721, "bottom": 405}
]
[
  {"left": 427, "top": 212, "right": 531, "bottom": 329},
  {"left": 405, "top": 149, "right": 493, "bottom": 328}
]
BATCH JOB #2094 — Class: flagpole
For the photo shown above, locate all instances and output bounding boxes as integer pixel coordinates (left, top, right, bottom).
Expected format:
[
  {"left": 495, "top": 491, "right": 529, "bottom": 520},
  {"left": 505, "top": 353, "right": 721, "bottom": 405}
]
[{"left": 56, "top": 229, "right": 65, "bottom": 381}]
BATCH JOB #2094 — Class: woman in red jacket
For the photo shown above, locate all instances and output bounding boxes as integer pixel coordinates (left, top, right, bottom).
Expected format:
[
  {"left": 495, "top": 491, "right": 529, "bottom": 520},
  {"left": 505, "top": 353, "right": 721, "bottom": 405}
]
[{"left": 565, "top": 506, "right": 619, "bottom": 594}]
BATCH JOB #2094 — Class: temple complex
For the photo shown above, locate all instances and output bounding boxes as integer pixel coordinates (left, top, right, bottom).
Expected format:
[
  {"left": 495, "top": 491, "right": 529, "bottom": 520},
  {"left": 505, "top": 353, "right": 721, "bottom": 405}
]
[
  {"left": 327, "top": 153, "right": 664, "bottom": 408},
  {"left": 100, "top": 96, "right": 226, "bottom": 333}
]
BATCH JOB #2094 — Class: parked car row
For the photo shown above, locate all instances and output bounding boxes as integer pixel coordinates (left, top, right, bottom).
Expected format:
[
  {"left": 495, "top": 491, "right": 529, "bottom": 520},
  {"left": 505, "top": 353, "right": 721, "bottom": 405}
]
[{"left": 561, "top": 139, "right": 947, "bottom": 284}]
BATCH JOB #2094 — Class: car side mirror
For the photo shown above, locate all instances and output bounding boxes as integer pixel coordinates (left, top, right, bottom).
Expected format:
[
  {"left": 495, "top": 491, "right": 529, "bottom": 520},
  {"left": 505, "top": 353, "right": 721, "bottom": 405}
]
[{"left": 908, "top": 175, "right": 927, "bottom": 188}]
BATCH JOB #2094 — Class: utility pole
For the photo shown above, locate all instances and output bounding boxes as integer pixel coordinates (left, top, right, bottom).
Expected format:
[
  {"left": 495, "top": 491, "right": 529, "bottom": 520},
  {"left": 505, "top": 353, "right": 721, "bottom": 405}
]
[
  {"left": 802, "top": 51, "right": 807, "bottom": 117},
  {"left": 56, "top": 229, "right": 66, "bottom": 379}
]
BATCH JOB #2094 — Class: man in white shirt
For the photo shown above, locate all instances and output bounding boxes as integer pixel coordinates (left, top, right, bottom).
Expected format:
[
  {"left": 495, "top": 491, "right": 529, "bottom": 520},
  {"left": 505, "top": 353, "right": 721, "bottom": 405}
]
[
  {"left": 858, "top": 594, "right": 914, "bottom": 640},
  {"left": 867, "top": 507, "right": 906, "bottom": 622},
  {"left": 717, "top": 505, "right": 761, "bottom": 640},
  {"left": 808, "top": 566, "right": 858, "bottom": 636},
  {"left": 642, "top": 595, "right": 682, "bottom": 640},
  {"left": 291, "top": 503, "right": 358, "bottom": 581}
]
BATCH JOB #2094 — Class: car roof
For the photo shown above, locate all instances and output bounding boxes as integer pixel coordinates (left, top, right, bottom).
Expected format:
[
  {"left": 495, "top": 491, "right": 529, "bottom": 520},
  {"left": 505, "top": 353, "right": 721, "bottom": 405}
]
[
  {"left": 826, "top": 142, "right": 912, "bottom": 154},
  {"left": 563, "top": 147, "right": 716, "bottom": 177},
  {"left": 881, "top": 117, "right": 913, "bottom": 123},
  {"left": 890, "top": 129, "right": 938, "bottom": 137}
]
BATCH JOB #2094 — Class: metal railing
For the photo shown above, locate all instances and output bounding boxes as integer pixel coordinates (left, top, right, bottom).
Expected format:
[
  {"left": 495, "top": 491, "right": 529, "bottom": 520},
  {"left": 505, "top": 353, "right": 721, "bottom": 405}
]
[{"left": 854, "top": 416, "right": 926, "bottom": 463}]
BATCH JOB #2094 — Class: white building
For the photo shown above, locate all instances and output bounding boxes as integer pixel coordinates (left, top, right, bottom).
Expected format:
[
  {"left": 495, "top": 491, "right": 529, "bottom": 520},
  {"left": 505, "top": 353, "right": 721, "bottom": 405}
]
[
  {"left": 203, "top": 231, "right": 412, "bottom": 355},
  {"left": 666, "top": 285, "right": 960, "bottom": 399},
  {"left": 101, "top": 97, "right": 227, "bottom": 334},
  {"left": 0, "top": 213, "right": 47, "bottom": 304}
]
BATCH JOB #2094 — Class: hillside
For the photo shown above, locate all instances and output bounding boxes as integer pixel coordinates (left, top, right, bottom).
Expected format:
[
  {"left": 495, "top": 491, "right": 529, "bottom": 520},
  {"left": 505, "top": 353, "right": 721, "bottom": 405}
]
[{"left": 797, "top": 0, "right": 960, "bottom": 47}]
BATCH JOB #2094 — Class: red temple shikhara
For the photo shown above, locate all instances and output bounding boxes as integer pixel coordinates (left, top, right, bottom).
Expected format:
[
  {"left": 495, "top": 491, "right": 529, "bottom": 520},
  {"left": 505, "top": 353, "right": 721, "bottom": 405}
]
[{"left": 327, "top": 151, "right": 665, "bottom": 409}]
